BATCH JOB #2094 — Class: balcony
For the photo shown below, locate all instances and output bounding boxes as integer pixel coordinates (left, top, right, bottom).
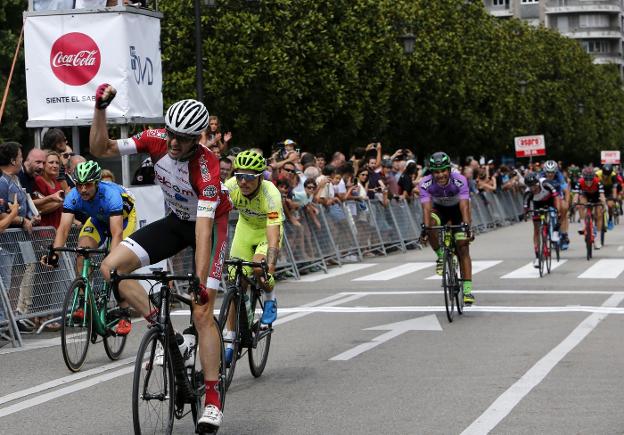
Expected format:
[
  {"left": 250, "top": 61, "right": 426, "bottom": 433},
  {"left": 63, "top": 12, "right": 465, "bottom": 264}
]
[
  {"left": 561, "top": 27, "right": 623, "bottom": 39},
  {"left": 591, "top": 53, "right": 624, "bottom": 65},
  {"left": 546, "top": 0, "right": 621, "bottom": 15}
]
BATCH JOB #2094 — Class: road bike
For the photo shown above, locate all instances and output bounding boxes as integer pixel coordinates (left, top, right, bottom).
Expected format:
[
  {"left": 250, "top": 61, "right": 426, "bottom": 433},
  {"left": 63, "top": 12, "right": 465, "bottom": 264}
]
[
  {"left": 575, "top": 202, "right": 604, "bottom": 261},
  {"left": 426, "top": 225, "right": 465, "bottom": 322},
  {"left": 527, "top": 208, "right": 554, "bottom": 277},
  {"left": 218, "top": 258, "right": 273, "bottom": 390},
  {"left": 110, "top": 269, "right": 226, "bottom": 435},
  {"left": 51, "top": 246, "right": 127, "bottom": 372}
]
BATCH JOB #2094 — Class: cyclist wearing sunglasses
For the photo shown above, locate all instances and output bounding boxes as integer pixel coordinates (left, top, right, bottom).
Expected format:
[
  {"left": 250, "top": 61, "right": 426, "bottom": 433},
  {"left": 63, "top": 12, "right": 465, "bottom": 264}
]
[
  {"left": 89, "top": 83, "right": 232, "bottom": 431},
  {"left": 419, "top": 152, "right": 475, "bottom": 305},
  {"left": 571, "top": 167, "right": 606, "bottom": 247},
  {"left": 223, "top": 150, "right": 282, "bottom": 360}
]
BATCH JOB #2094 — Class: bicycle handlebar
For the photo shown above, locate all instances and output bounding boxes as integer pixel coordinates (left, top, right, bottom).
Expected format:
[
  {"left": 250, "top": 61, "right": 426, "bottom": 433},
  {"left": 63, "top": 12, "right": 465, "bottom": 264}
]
[
  {"left": 424, "top": 224, "right": 469, "bottom": 230},
  {"left": 51, "top": 246, "right": 108, "bottom": 256},
  {"left": 225, "top": 258, "right": 269, "bottom": 281},
  {"left": 109, "top": 269, "right": 199, "bottom": 288}
]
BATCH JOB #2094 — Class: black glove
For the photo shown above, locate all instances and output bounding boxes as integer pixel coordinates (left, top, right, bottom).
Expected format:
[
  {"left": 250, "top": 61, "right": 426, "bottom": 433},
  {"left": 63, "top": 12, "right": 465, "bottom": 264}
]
[
  {"left": 95, "top": 83, "right": 116, "bottom": 110},
  {"left": 42, "top": 246, "right": 59, "bottom": 268}
]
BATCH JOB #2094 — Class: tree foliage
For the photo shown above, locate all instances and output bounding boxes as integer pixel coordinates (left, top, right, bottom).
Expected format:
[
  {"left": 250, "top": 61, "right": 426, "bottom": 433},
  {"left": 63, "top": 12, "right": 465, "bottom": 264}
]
[{"left": 2, "top": 0, "right": 624, "bottom": 164}]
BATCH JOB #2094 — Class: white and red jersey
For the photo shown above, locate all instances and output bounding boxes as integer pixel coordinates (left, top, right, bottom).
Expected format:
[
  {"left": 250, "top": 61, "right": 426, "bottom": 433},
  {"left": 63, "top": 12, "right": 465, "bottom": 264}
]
[{"left": 117, "top": 128, "right": 231, "bottom": 221}]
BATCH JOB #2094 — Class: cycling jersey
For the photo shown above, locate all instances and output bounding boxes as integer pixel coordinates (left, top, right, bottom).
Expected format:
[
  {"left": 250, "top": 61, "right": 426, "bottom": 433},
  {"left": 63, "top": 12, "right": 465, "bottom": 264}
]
[
  {"left": 63, "top": 181, "right": 136, "bottom": 244},
  {"left": 224, "top": 177, "right": 284, "bottom": 230},
  {"left": 572, "top": 178, "right": 604, "bottom": 196},
  {"left": 418, "top": 172, "right": 471, "bottom": 207},
  {"left": 523, "top": 178, "right": 559, "bottom": 209},
  {"left": 540, "top": 171, "right": 568, "bottom": 194},
  {"left": 117, "top": 129, "right": 231, "bottom": 221},
  {"left": 595, "top": 170, "right": 618, "bottom": 188}
]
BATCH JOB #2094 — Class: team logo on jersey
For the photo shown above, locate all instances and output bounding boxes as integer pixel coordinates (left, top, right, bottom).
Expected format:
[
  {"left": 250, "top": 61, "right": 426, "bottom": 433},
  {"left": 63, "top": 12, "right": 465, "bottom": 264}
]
[
  {"left": 174, "top": 193, "right": 189, "bottom": 202},
  {"left": 146, "top": 129, "right": 166, "bottom": 139},
  {"left": 452, "top": 178, "right": 464, "bottom": 188},
  {"left": 267, "top": 211, "right": 279, "bottom": 220},
  {"left": 421, "top": 179, "right": 432, "bottom": 189},
  {"left": 83, "top": 226, "right": 94, "bottom": 233},
  {"left": 202, "top": 185, "right": 217, "bottom": 198},
  {"left": 199, "top": 155, "right": 211, "bottom": 182},
  {"left": 133, "top": 132, "right": 143, "bottom": 141}
]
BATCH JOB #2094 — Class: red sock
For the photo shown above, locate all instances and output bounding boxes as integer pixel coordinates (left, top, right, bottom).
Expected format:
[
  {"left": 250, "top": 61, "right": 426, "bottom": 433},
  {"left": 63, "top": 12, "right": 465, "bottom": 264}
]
[
  {"left": 204, "top": 380, "right": 221, "bottom": 408},
  {"left": 144, "top": 308, "right": 159, "bottom": 324}
]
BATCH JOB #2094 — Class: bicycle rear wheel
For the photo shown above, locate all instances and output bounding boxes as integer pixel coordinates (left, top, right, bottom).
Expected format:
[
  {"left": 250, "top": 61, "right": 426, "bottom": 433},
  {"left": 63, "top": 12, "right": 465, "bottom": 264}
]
[
  {"left": 61, "top": 278, "right": 92, "bottom": 372},
  {"left": 543, "top": 225, "right": 552, "bottom": 274},
  {"left": 537, "top": 224, "right": 545, "bottom": 277},
  {"left": 133, "top": 328, "right": 174, "bottom": 435},
  {"left": 455, "top": 265, "right": 464, "bottom": 316},
  {"left": 248, "top": 289, "right": 272, "bottom": 377},
  {"left": 217, "top": 286, "right": 241, "bottom": 391},
  {"left": 442, "top": 250, "right": 455, "bottom": 322}
]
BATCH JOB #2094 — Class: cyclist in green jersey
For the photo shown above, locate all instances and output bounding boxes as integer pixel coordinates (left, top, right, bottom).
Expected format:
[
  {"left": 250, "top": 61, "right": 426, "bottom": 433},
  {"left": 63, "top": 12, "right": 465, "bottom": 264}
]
[{"left": 223, "top": 150, "right": 283, "bottom": 364}]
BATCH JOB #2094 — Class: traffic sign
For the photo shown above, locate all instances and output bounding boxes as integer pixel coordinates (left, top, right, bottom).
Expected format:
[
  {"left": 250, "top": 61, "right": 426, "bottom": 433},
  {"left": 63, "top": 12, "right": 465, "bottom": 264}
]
[{"left": 514, "top": 135, "right": 546, "bottom": 158}]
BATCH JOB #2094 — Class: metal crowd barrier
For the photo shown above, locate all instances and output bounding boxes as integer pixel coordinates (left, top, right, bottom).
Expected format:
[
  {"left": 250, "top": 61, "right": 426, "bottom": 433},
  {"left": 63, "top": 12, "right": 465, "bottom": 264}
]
[{"left": 0, "top": 190, "right": 525, "bottom": 348}]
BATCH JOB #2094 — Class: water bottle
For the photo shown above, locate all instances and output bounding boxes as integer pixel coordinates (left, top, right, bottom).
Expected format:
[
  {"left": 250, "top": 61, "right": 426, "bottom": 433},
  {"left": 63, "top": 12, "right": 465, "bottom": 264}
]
[
  {"left": 176, "top": 332, "right": 196, "bottom": 368},
  {"left": 244, "top": 294, "right": 254, "bottom": 326}
]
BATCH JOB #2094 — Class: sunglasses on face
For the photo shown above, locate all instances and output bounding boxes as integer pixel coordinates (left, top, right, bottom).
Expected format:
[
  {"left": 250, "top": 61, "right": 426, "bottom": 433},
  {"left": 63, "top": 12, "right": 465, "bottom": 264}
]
[
  {"left": 305, "top": 184, "right": 316, "bottom": 190},
  {"left": 62, "top": 152, "right": 75, "bottom": 158},
  {"left": 234, "top": 172, "right": 262, "bottom": 182},
  {"left": 282, "top": 168, "right": 296, "bottom": 173},
  {"left": 76, "top": 181, "right": 96, "bottom": 189},
  {"left": 165, "top": 129, "right": 196, "bottom": 143}
]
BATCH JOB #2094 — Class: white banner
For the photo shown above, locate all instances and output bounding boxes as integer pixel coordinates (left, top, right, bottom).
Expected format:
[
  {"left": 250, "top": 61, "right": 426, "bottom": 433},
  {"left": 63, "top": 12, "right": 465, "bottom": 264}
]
[
  {"left": 514, "top": 135, "right": 546, "bottom": 158},
  {"left": 24, "top": 11, "right": 163, "bottom": 124},
  {"left": 601, "top": 150, "right": 620, "bottom": 164}
]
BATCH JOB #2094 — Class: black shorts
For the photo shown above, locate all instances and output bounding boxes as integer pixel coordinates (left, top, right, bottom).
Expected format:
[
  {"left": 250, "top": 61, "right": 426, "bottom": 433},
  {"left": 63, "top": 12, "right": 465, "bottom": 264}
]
[
  {"left": 530, "top": 199, "right": 555, "bottom": 221},
  {"left": 431, "top": 204, "right": 463, "bottom": 226},
  {"left": 121, "top": 212, "right": 229, "bottom": 289}
]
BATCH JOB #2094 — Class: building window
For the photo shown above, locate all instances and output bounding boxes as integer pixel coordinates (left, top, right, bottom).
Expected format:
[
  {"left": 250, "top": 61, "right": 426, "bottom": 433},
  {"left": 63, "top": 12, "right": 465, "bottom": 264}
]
[
  {"left": 521, "top": 0, "right": 538, "bottom": 4},
  {"left": 493, "top": 0, "right": 509, "bottom": 5},
  {"left": 581, "top": 40, "right": 610, "bottom": 53},
  {"left": 580, "top": 14, "right": 609, "bottom": 28}
]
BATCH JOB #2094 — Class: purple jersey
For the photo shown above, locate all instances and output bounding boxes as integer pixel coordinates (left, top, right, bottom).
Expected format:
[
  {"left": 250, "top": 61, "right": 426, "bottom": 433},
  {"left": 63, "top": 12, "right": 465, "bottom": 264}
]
[{"left": 419, "top": 172, "right": 471, "bottom": 207}]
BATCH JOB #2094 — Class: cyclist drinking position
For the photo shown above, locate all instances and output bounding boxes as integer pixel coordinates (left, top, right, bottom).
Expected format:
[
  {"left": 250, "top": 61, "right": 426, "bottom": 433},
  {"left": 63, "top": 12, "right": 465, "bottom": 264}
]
[
  {"left": 89, "top": 84, "right": 231, "bottom": 431},
  {"left": 419, "top": 152, "right": 475, "bottom": 305},
  {"left": 541, "top": 160, "right": 569, "bottom": 249},
  {"left": 222, "top": 149, "right": 282, "bottom": 363},
  {"left": 571, "top": 167, "right": 606, "bottom": 249},
  {"left": 43, "top": 161, "right": 137, "bottom": 332},
  {"left": 523, "top": 172, "right": 561, "bottom": 267}
]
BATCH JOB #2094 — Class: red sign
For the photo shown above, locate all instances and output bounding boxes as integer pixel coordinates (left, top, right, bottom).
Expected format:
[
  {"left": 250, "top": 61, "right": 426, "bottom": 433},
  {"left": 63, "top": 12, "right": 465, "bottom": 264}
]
[
  {"left": 514, "top": 135, "right": 546, "bottom": 158},
  {"left": 49, "top": 32, "right": 101, "bottom": 86},
  {"left": 601, "top": 150, "right": 620, "bottom": 164}
]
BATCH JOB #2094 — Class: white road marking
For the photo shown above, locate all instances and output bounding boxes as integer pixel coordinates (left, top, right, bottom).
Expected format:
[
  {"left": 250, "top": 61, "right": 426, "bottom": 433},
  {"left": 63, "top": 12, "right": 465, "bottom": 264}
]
[
  {"left": 426, "top": 260, "right": 502, "bottom": 280},
  {"left": 0, "top": 365, "right": 134, "bottom": 418},
  {"left": 330, "top": 315, "right": 442, "bottom": 361},
  {"left": 352, "top": 262, "right": 433, "bottom": 281},
  {"left": 275, "top": 306, "right": 624, "bottom": 314},
  {"left": 617, "top": 245, "right": 623, "bottom": 252},
  {"left": 338, "top": 290, "right": 624, "bottom": 295},
  {"left": 501, "top": 260, "right": 567, "bottom": 279},
  {"left": 578, "top": 259, "right": 624, "bottom": 279},
  {"left": 0, "top": 357, "right": 135, "bottom": 406},
  {"left": 296, "top": 263, "right": 377, "bottom": 282},
  {"left": 461, "top": 293, "right": 624, "bottom": 435}
]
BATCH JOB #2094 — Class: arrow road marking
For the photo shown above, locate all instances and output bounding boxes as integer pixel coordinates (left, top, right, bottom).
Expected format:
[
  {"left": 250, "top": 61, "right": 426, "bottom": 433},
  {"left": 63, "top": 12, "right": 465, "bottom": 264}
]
[{"left": 329, "top": 315, "right": 442, "bottom": 361}]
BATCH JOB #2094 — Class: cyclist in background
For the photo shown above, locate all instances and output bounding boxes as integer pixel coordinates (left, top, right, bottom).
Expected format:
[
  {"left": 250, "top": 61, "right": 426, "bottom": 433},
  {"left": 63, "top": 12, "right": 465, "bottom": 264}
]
[
  {"left": 571, "top": 167, "right": 606, "bottom": 249},
  {"left": 419, "top": 152, "right": 475, "bottom": 305},
  {"left": 541, "top": 160, "right": 569, "bottom": 249},
  {"left": 43, "top": 161, "right": 137, "bottom": 331},
  {"left": 89, "top": 83, "right": 231, "bottom": 431},
  {"left": 223, "top": 150, "right": 282, "bottom": 364},
  {"left": 523, "top": 172, "right": 561, "bottom": 267},
  {"left": 595, "top": 164, "right": 621, "bottom": 230}
]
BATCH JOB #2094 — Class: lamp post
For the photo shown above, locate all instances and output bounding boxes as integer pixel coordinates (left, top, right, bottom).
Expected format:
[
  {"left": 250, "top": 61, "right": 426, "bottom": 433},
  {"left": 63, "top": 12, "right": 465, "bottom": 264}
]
[{"left": 194, "top": 0, "right": 204, "bottom": 102}]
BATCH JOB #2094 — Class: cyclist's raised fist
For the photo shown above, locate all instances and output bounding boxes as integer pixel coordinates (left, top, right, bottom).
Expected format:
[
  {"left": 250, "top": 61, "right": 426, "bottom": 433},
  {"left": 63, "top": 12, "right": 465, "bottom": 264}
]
[{"left": 95, "top": 83, "right": 116, "bottom": 110}]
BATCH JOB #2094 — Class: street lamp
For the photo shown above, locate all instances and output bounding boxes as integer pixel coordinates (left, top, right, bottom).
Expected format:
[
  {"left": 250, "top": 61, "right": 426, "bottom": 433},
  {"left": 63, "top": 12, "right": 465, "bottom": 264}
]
[
  {"left": 194, "top": 0, "right": 204, "bottom": 102},
  {"left": 399, "top": 31, "right": 416, "bottom": 55}
]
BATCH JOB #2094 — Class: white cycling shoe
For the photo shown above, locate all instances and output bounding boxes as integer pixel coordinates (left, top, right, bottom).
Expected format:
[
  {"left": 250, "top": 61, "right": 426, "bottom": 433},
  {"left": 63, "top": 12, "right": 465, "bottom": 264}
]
[
  {"left": 197, "top": 404, "right": 223, "bottom": 433},
  {"left": 532, "top": 258, "right": 540, "bottom": 268}
]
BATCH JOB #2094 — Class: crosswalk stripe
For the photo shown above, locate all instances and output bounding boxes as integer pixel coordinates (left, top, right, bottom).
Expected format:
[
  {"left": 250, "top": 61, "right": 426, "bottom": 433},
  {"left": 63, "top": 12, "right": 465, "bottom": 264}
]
[
  {"left": 353, "top": 262, "right": 434, "bottom": 281},
  {"left": 501, "top": 260, "right": 567, "bottom": 279},
  {"left": 578, "top": 259, "right": 624, "bottom": 279},
  {"left": 297, "top": 263, "right": 377, "bottom": 282},
  {"left": 426, "top": 260, "right": 502, "bottom": 280}
]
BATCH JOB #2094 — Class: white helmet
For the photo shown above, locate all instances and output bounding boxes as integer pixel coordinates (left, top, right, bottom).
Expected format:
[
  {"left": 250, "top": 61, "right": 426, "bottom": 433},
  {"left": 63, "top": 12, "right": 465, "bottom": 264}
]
[
  {"left": 165, "top": 99, "right": 209, "bottom": 136},
  {"left": 543, "top": 160, "right": 558, "bottom": 173}
]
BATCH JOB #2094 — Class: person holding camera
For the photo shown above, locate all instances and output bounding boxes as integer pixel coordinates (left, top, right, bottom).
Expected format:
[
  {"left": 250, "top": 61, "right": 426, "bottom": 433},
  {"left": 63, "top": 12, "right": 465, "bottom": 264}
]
[{"left": 34, "top": 150, "right": 64, "bottom": 229}]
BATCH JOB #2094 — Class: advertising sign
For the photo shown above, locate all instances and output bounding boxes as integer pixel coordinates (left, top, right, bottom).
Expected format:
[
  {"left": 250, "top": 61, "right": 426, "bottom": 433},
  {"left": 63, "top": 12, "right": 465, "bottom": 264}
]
[
  {"left": 24, "top": 10, "right": 163, "bottom": 126},
  {"left": 514, "top": 135, "right": 546, "bottom": 158},
  {"left": 600, "top": 150, "right": 620, "bottom": 164}
]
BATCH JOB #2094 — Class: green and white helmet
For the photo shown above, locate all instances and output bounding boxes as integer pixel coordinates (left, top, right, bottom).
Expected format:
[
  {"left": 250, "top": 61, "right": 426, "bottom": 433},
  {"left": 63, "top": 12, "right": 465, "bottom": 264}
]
[
  {"left": 234, "top": 150, "right": 266, "bottom": 172},
  {"left": 429, "top": 152, "right": 451, "bottom": 171},
  {"left": 75, "top": 161, "right": 102, "bottom": 183}
]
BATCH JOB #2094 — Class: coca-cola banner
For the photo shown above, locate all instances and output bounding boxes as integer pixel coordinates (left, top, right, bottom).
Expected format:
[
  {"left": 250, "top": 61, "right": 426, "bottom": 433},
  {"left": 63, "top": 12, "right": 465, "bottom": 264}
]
[{"left": 24, "top": 10, "right": 163, "bottom": 126}]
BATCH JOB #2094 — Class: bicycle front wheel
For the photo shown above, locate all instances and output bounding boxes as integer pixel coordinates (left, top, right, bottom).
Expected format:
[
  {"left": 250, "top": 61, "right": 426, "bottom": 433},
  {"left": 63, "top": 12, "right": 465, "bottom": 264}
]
[
  {"left": 544, "top": 226, "right": 552, "bottom": 273},
  {"left": 248, "top": 289, "right": 272, "bottom": 377},
  {"left": 442, "top": 250, "right": 455, "bottom": 322},
  {"left": 61, "top": 278, "right": 92, "bottom": 372},
  {"left": 585, "top": 215, "right": 593, "bottom": 260},
  {"left": 133, "top": 328, "right": 174, "bottom": 435},
  {"left": 217, "top": 286, "right": 241, "bottom": 391},
  {"left": 103, "top": 284, "right": 127, "bottom": 360}
]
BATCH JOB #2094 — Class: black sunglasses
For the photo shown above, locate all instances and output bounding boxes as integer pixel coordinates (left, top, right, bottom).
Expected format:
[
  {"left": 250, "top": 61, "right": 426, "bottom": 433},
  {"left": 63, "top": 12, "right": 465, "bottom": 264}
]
[
  {"left": 165, "top": 129, "right": 196, "bottom": 143},
  {"left": 282, "top": 168, "right": 296, "bottom": 173},
  {"left": 62, "top": 152, "right": 75, "bottom": 158}
]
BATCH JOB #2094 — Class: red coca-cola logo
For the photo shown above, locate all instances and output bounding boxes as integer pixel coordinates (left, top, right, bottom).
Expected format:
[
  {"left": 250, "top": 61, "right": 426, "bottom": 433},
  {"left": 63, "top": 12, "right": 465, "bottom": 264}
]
[{"left": 49, "top": 32, "right": 101, "bottom": 86}]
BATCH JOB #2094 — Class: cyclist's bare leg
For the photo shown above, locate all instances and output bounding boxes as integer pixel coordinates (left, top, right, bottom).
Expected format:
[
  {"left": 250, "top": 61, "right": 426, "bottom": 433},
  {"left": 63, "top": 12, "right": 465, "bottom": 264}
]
[
  {"left": 427, "top": 229, "right": 440, "bottom": 252},
  {"left": 532, "top": 220, "right": 540, "bottom": 255},
  {"left": 100, "top": 245, "right": 149, "bottom": 316},
  {"left": 578, "top": 196, "right": 587, "bottom": 224},
  {"left": 456, "top": 239, "right": 471, "bottom": 281},
  {"left": 76, "top": 235, "right": 98, "bottom": 275},
  {"left": 607, "top": 198, "right": 615, "bottom": 222},
  {"left": 560, "top": 198, "right": 569, "bottom": 234},
  {"left": 193, "top": 292, "right": 220, "bottom": 381},
  {"left": 595, "top": 205, "right": 604, "bottom": 232}
]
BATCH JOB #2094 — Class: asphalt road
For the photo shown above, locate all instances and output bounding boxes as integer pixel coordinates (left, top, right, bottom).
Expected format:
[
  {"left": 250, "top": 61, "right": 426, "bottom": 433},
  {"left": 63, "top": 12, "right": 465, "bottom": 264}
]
[{"left": 1, "top": 220, "right": 623, "bottom": 435}]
